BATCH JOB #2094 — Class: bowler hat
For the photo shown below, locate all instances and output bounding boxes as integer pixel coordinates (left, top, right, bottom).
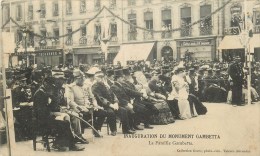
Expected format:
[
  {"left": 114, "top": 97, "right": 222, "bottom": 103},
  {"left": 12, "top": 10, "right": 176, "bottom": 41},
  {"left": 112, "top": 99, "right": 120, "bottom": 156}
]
[
  {"left": 106, "top": 68, "right": 114, "bottom": 77},
  {"left": 122, "top": 67, "right": 131, "bottom": 76}
]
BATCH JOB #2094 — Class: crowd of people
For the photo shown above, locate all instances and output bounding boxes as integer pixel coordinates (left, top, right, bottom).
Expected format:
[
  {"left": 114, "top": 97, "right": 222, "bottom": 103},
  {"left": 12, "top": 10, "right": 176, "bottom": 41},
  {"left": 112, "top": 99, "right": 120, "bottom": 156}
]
[{"left": 0, "top": 57, "right": 260, "bottom": 151}]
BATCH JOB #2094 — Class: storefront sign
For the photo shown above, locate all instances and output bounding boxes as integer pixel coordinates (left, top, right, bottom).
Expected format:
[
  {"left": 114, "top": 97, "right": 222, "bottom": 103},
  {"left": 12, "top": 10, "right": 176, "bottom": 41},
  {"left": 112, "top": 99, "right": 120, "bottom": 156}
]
[
  {"left": 224, "top": 27, "right": 240, "bottom": 35},
  {"left": 180, "top": 40, "right": 211, "bottom": 47},
  {"left": 35, "top": 51, "right": 63, "bottom": 57},
  {"left": 230, "top": 4, "right": 242, "bottom": 14}
]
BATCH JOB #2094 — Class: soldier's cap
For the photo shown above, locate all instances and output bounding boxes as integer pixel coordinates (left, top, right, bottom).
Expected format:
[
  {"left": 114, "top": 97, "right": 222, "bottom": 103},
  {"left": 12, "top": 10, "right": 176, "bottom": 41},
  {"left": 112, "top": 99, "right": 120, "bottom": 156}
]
[
  {"left": 52, "top": 71, "right": 67, "bottom": 79},
  {"left": 189, "top": 68, "right": 195, "bottom": 71},
  {"left": 114, "top": 69, "right": 124, "bottom": 78}
]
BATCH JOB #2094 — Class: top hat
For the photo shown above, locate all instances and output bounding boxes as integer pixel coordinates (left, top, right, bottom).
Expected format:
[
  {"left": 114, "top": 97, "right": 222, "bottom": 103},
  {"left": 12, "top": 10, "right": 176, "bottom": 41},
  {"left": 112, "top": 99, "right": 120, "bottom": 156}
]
[
  {"left": 122, "top": 67, "right": 131, "bottom": 76},
  {"left": 106, "top": 68, "right": 114, "bottom": 77},
  {"left": 114, "top": 69, "right": 124, "bottom": 78}
]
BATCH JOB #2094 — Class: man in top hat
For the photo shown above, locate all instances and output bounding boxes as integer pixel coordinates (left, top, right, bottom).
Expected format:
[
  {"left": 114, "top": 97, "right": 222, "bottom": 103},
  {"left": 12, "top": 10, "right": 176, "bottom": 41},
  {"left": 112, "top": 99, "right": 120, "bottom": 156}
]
[
  {"left": 110, "top": 69, "right": 137, "bottom": 133},
  {"left": 228, "top": 56, "right": 244, "bottom": 106}
]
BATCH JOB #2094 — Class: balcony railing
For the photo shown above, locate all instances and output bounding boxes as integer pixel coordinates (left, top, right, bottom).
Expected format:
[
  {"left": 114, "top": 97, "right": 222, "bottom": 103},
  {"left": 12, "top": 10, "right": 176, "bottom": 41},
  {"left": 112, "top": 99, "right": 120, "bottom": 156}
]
[
  {"left": 181, "top": 26, "right": 192, "bottom": 37},
  {"left": 53, "top": 11, "right": 59, "bottom": 16},
  {"left": 79, "top": 36, "right": 87, "bottom": 45},
  {"left": 128, "top": 31, "right": 137, "bottom": 41},
  {"left": 65, "top": 38, "right": 73, "bottom": 45},
  {"left": 161, "top": 30, "right": 172, "bottom": 39},
  {"left": 254, "top": 25, "right": 260, "bottom": 34},
  {"left": 66, "top": 9, "right": 72, "bottom": 15},
  {"left": 110, "top": 36, "right": 118, "bottom": 43},
  {"left": 200, "top": 26, "right": 213, "bottom": 36},
  {"left": 143, "top": 31, "right": 153, "bottom": 40}
]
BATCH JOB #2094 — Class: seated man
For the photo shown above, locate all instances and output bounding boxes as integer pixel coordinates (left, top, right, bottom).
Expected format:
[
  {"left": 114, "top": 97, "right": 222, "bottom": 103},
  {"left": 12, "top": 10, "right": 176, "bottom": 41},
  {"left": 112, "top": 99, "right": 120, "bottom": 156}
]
[
  {"left": 110, "top": 69, "right": 137, "bottom": 133},
  {"left": 67, "top": 70, "right": 107, "bottom": 137},
  {"left": 93, "top": 69, "right": 135, "bottom": 134},
  {"left": 33, "top": 77, "right": 84, "bottom": 151}
]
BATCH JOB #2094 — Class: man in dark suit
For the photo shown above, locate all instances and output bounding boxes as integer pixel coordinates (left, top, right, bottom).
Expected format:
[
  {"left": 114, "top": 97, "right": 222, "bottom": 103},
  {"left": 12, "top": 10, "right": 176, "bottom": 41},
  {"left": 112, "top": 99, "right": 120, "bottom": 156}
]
[
  {"left": 122, "top": 67, "right": 154, "bottom": 129},
  {"left": 92, "top": 69, "right": 135, "bottom": 135},
  {"left": 228, "top": 56, "right": 244, "bottom": 106},
  {"left": 110, "top": 69, "right": 136, "bottom": 133},
  {"left": 33, "top": 77, "right": 84, "bottom": 151}
]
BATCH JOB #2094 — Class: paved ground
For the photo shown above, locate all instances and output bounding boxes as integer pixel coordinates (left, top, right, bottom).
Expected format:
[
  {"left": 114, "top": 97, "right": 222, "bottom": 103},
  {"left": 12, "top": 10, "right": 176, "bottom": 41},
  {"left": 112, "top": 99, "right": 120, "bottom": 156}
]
[{"left": 0, "top": 102, "right": 260, "bottom": 156}]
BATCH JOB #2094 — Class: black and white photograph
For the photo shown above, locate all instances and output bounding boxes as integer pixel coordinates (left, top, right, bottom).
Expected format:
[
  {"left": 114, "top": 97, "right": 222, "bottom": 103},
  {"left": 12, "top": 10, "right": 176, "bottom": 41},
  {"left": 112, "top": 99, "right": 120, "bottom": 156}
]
[{"left": 0, "top": 0, "right": 259, "bottom": 156}]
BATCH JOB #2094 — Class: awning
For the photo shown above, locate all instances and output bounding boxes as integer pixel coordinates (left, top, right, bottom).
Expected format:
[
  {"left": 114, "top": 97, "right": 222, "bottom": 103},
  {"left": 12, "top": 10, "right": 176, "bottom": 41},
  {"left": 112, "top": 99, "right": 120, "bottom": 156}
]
[
  {"left": 218, "top": 35, "right": 244, "bottom": 50},
  {"left": 113, "top": 42, "right": 155, "bottom": 66},
  {"left": 218, "top": 34, "right": 260, "bottom": 52}
]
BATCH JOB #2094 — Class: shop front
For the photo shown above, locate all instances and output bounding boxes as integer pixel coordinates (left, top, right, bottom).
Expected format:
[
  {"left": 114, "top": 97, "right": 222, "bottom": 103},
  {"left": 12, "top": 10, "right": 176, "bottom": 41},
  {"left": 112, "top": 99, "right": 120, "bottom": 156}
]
[
  {"left": 175, "top": 37, "right": 216, "bottom": 61},
  {"left": 35, "top": 49, "right": 63, "bottom": 67},
  {"left": 73, "top": 46, "right": 119, "bottom": 65}
]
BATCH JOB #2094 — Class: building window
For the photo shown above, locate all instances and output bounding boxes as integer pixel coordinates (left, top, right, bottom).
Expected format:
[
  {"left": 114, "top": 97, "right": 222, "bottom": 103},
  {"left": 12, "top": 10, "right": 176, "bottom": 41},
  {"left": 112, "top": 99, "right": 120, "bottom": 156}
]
[
  {"left": 254, "top": 11, "right": 260, "bottom": 33},
  {"left": 80, "top": 0, "right": 86, "bottom": 13},
  {"left": 66, "top": 27, "right": 73, "bottom": 45},
  {"left": 53, "top": 2, "right": 59, "bottom": 16},
  {"left": 161, "top": 9, "right": 172, "bottom": 38},
  {"left": 66, "top": 0, "right": 72, "bottom": 15},
  {"left": 128, "top": 13, "right": 137, "bottom": 41},
  {"left": 110, "top": 0, "right": 116, "bottom": 9},
  {"left": 81, "top": 25, "right": 87, "bottom": 36},
  {"left": 53, "top": 29, "right": 59, "bottom": 39},
  {"left": 40, "top": 3, "right": 46, "bottom": 18},
  {"left": 4, "top": 6, "right": 10, "bottom": 23},
  {"left": 95, "top": 0, "right": 101, "bottom": 10},
  {"left": 94, "top": 24, "right": 101, "bottom": 44},
  {"left": 128, "top": 0, "right": 136, "bottom": 6},
  {"left": 144, "top": 11, "right": 153, "bottom": 39},
  {"left": 110, "top": 23, "right": 118, "bottom": 42},
  {"left": 28, "top": 5, "right": 33, "bottom": 20},
  {"left": 28, "top": 32, "right": 34, "bottom": 46},
  {"left": 200, "top": 5, "right": 212, "bottom": 35},
  {"left": 16, "top": 4, "right": 22, "bottom": 21},
  {"left": 41, "top": 30, "right": 47, "bottom": 37},
  {"left": 180, "top": 7, "right": 192, "bottom": 37},
  {"left": 16, "top": 30, "right": 23, "bottom": 43}
]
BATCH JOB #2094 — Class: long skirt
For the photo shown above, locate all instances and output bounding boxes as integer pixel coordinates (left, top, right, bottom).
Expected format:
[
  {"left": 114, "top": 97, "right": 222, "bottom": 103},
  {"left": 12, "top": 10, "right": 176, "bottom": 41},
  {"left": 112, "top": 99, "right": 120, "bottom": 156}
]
[
  {"left": 149, "top": 100, "right": 175, "bottom": 125},
  {"left": 178, "top": 98, "right": 192, "bottom": 119}
]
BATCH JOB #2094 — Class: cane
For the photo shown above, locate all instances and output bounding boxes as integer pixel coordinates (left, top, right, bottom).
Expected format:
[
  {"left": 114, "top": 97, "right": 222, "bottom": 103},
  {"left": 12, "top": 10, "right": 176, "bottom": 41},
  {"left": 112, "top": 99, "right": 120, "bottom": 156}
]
[{"left": 60, "top": 108, "right": 102, "bottom": 137}]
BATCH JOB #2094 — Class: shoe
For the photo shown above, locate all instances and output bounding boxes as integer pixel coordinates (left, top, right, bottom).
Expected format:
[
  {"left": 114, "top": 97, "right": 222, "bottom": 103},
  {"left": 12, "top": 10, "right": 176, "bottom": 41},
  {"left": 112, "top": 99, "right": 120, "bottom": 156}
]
[
  {"left": 144, "top": 124, "right": 153, "bottom": 129},
  {"left": 123, "top": 130, "right": 136, "bottom": 134},
  {"left": 75, "top": 135, "right": 89, "bottom": 144},
  {"left": 111, "top": 131, "right": 117, "bottom": 136},
  {"left": 70, "top": 144, "right": 85, "bottom": 151},
  {"left": 133, "top": 125, "right": 144, "bottom": 130}
]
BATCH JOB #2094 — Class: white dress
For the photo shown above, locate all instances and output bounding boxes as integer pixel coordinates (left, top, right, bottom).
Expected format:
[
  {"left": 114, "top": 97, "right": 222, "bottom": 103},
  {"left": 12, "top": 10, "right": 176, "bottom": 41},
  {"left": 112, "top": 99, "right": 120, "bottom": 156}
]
[{"left": 170, "top": 75, "right": 192, "bottom": 119}]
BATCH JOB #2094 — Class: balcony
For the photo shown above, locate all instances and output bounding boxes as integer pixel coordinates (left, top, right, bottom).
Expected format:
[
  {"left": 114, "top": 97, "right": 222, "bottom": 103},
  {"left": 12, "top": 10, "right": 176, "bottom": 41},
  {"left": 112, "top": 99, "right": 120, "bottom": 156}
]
[
  {"left": 254, "top": 25, "right": 260, "bottom": 34},
  {"left": 79, "top": 36, "right": 87, "bottom": 45},
  {"left": 65, "top": 38, "right": 73, "bottom": 45},
  {"left": 53, "top": 11, "right": 59, "bottom": 16},
  {"left": 80, "top": 8, "right": 86, "bottom": 13},
  {"left": 200, "top": 26, "right": 213, "bottom": 36},
  {"left": 181, "top": 26, "right": 192, "bottom": 37},
  {"left": 66, "top": 9, "right": 72, "bottom": 15},
  {"left": 161, "top": 30, "right": 172, "bottom": 39},
  {"left": 128, "top": 31, "right": 137, "bottom": 41},
  {"left": 143, "top": 31, "right": 153, "bottom": 40},
  {"left": 110, "top": 36, "right": 118, "bottom": 44}
]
